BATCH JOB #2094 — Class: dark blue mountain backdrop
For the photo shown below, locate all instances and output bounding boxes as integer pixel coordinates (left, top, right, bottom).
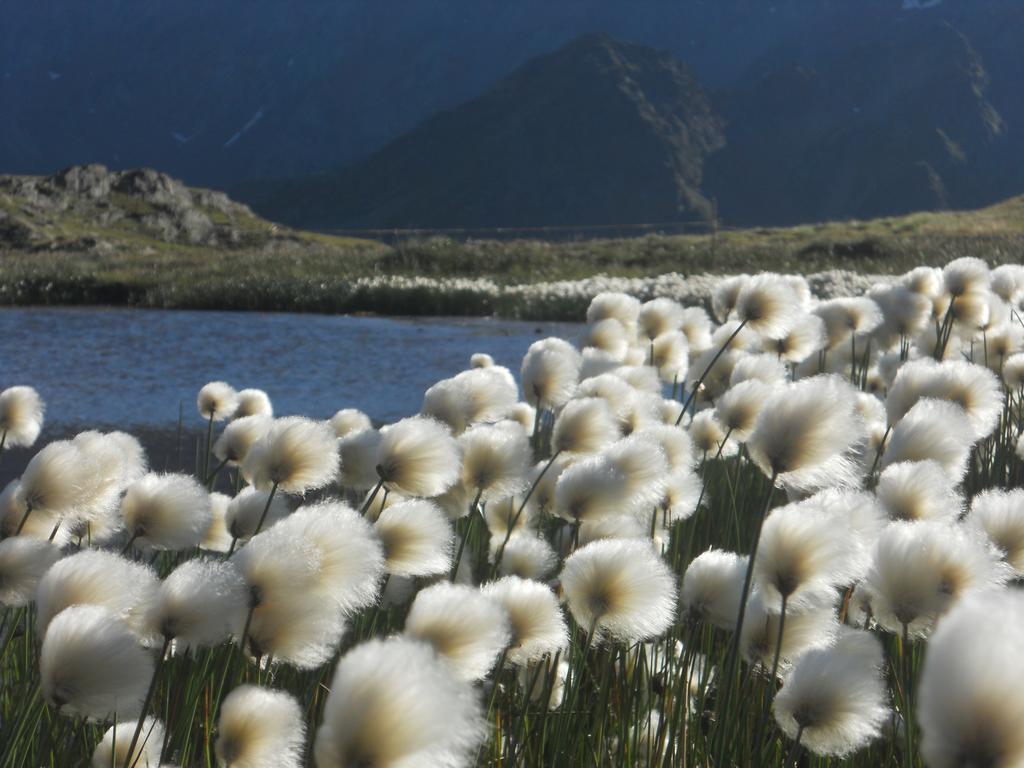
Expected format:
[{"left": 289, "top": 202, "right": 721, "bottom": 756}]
[{"left": 3, "top": 0, "right": 1023, "bottom": 227}]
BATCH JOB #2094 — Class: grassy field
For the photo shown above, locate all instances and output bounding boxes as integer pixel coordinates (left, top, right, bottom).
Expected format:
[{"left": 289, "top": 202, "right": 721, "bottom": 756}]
[{"left": 3, "top": 193, "right": 1024, "bottom": 319}]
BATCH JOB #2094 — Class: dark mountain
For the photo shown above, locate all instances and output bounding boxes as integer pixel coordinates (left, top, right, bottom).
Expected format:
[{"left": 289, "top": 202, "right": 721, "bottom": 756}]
[{"left": 237, "top": 35, "right": 725, "bottom": 229}]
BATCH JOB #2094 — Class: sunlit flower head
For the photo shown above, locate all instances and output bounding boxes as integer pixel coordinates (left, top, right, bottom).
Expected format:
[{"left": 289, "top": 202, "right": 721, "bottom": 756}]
[
  {"left": 651, "top": 331, "right": 689, "bottom": 383},
  {"left": 242, "top": 417, "right": 339, "bottom": 494},
  {"left": 93, "top": 717, "right": 164, "bottom": 768},
  {"left": 458, "top": 422, "right": 531, "bottom": 502},
  {"left": 330, "top": 408, "right": 372, "bottom": 439},
  {"left": 735, "top": 273, "right": 803, "bottom": 339},
  {"left": 375, "top": 416, "right": 460, "bottom": 497},
  {"left": 740, "top": 593, "right": 838, "bottom": 674},
  {"left": 688, "top": 409, "right": 737, "bottom": 457},
  {"left": 490, "top": 533, "right": 558, "bottom": 580},
  {"left": 0, "top": 385, "right": 45, "bottom": 449},
  {"left": 0, "top": 536, "right": 62, "bottom": 606},
  {"left": 481, "top": 576, "right": 568, "bottom": 667},
  {"left": 551, "top": 397, "right": 620, "bottom": 456},
  {"left": 875, "top": 460, "right": 962, "bottom": 523},
  {"left": 202, "top": 492, "right": 233, "bottom": 553},
  {"left": 943, "top": 256, "right": 991, "bottom": 298},
  {"left": 233, "top": 388, "right": 273, "bottom": 419},
  {"left": 638, "top": 298, "right": 684, "bottom": 341},
  {"left": 337, "top": 426, "right": 382, "bottom": 491},
  {"left": 586, "top": 292, "right": 642, "bottom": 332},
  {"left": 215, "top": 685, "right": 304, "bottom": 768},
  {"left": 679, "top": 306, "right": 714, "bottom": 354},
  {"left": 214, "top": 415, "right": 272, "bottom": 466},
  {"left": 198, "top": 381, "right": 238, "bottom": 422},
  {"left": 966, "top": 489, "right": 1024, "bottom": 575},
  {"left": 680, "top": 548, "right": 748, "bottom": 630},
  {"left": 121, "top": 473, "right": 212, "bottom": 550},
  {"left": 520, "top": 337, "right": 582, "bottom": 409},
  {"left": 148, "top": 558, "right": 247, "bottom": 648},
  {"left": 374, "top": 499, "right": 453, "bottom": 578},
  {"left": 712, "top": 274, "right": 750, "bottom": 322},
  {"left": 880, "top": 399, "right": 974, "bottom": 482},
  {"left": 716, "top": 380, "right": 771, "bottom": 443},
  {"left": 812, "top": 297, "right": 884, "bottom": 349},
  {"left": 583, "top": 318, "right": 631, "bottom": 359},
  {"left": 226, "top": 486, "right": 291, "bottom": 543}
]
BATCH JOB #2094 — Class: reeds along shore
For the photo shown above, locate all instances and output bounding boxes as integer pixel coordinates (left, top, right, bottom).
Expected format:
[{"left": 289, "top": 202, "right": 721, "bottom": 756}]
[{"left": 2, "top": 256, "right": 1024, "bottom": 767}]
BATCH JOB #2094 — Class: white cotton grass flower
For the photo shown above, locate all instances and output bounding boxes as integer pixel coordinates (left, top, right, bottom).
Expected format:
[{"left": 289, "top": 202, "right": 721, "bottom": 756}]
[
  {"left": 984, "top": 322, "right": 1024, "bottom": 371},
  {"left": 450, "top": 368, "right": 520, "bottom": 429},
  {"left": 681, "top": 549, "right": 748, "bottom": 630},
  {"left": 587, "top": 292, "right": 641, "bottom": 332},
  {"left": 734, "top": 273, "right": 803, "bottom": 339},
  {"left": 917, "top": 588, "right": 1024, "bottom": 768},
  {"left": 233, "top": 389, "right": 273, "bottom": 419},
  {"left": 35, "top": 548, "right": 159, "bottom": 642},
  {"left": 404, "top": 582, "right": 512, "bottom": 681},
  {"left": 484, "top": 496, "right": 536, "bottom": 540},
  {"left": 602, "top": 435, "right": 670, "bottom": 514},
  {"left": 740, "top": 594, "right": 838, "bottom": 674},
  {"left": 0, "top": 480, "right": 63, "bottom": 542},
  {"left": 880, "top": 399, "right": 974, "bottom": 482},
  {"left": 900, "top": 265, "right": 943, "bottom": 297},
  {"left": 651, "top": 330, "right": 689, "bottom": 383},
  {"left": 576, "top": 515, "right": 648, "bottom": 550},
  {"left": 330, "top": 408, "right": 372, "bottom": 439},
  {"left": 215, "top": 685, "right": 304, "bottom": 768},
  {"left": 92, "top": 717, "right": 164, "bottom": 768},
  {"left": 198, "top": 381, "right": 238, "bottom": 421},
  {"left": 943, "top": 256, "right": 991, "bottom": 297},
  {"left": 550, "top": 397, "right": 620, "bottom": 456},
  {"left": 712, "top": 274, "right": 750, "bottom": 322},
  {"left": 773, "top": 627, "right": 888, "bottom": 757},
  {"left": 861, "top": 520, "right": 1010, "bottom": 638},
  {"left": 470, "top": 352, "right": 494, "bottom": 368},
  {"left": 679, "top": 306, "right": 714, "bottom": 354},
  {"left": 225, "top": 487, "right": 290, "bottom": 542},
  {"left": 490, "top": 533, "right": 558, "bottom": 580},
  {"left": 688, "top": 409, "right": 737, "bottom": 457},
  {"left": 886, "top": 358, "right": 1003, "bottom": 440},
  {"left": 716, "top": 380, "right": 771, "bottom": 443},
  {"left": 657, "top": 468, "right": 704, "bottom": 525},
  {"left": 686, "top": 346, "right": 741, "bottom": 404},
  {"left": 583, "top": 318, "right": 631, "bottom": 358},
  {"left": 634, "top": 424, "right": 695, "bottom": 472},
  {"left": 663, "top": 399, "right": 690, "bottom": 428},
  {"left": 616, "top": 390, "right": 663, "bottom": 436},
  {"left": 314, "top": 636, "right": 486, "bottom": 768},
  {"left": 458, "top": 423, "right": 531, "bottom": 502},
  {"left": 375, "top": 416, "right": 460, "bottom": 497},
  {"left": 19, "top": 439, "right": 102, "bottom": 521},
  {"left": 612, "top": 364, "right": 662, "bottom": 395},
  {"left": 420, "top": 378, "right": 467, "bottom": 434},
  {"left": 336, "top": 426, "right": 382, "bottom": 491},
  {"left": 242, "top": 416, "right": 340, "bottom": 494},
  {"left": 147, "top": 558, "right": 247, "bottom": 648},
  {"left": 966, "top": 489, "right": 1024, "bottom": 575},
  {"left": 481, "top": 576, "right": 568, "bottom": 666},
  {"left": 242, "top": 589, "right": 345, "bottom": 669},
  {"left": 520, "top": 337, "right": 582, "bottom": 409},
  {"left": 0, "top": 536, "right": 62, "bottom": 606},
  {"left": 40, "top": 604, "right": 153, "bottom": 720},
  {"left": 66, "top": 431, "right": 135, "bottom": 539},
  {"left": 374, "top": 499, "right": 453, "bottom": 578},
  {"left": 579, "top": 347, "right": 623, "bottom": 379},
  {"left": 729, "top": 353, "right": 788, "bottom": 387},
  {"left": 0, "top": 385, "right": 45, "bottom": 449},
  {"left": 121, "top": 473, "right": 212, "bottom": 551},
  {"left": 991, "top": 263, "right": 1024, "bottom": 303},
  {"left": 505, "top": 401, "right": 536, "bottom": 432},
  {"left": 746, "top": 375, "right": 864, "bottom": 491},
  {"left": 202, "top": 493, "right": 233, "bottom": 553},
  {"left": 812, "top": 297, "right": 884, "bottom": 349},
  {"left": 875, "top": 460, "right": 962, "bottom": 523},
  {"left": 214, "top": 415, "right": 272, "bottom": 466},
  {"left": 638, "top": 298, "right": 684, "bottom": 341},
  {"left": 552, "top": 454, "right": 623, "bottom": 525},
  {"left": 560, "top": 539, "right": 677, "bottom": 643}
]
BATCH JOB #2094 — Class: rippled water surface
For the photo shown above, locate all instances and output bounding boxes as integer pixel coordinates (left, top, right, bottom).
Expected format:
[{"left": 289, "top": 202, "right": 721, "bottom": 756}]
[{"left": 0, "top": 307, "right": 581, "bottom": 427}]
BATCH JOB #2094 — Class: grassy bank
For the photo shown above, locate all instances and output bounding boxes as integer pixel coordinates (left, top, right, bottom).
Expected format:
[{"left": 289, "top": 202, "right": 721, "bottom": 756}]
[{"left": 3, "top": 195, "right": 1024, "bottom": 320}]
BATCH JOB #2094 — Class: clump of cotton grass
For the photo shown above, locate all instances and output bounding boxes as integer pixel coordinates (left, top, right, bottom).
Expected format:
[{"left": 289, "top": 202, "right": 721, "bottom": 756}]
[
  {"left": 679, "top": 306, "right": 714, "bottom": 354},
  {"left": 773, "top": 628, "right": 888, "bottom": 758},
  {"left": 550, "top": 397, "right": 620, "bottom": 457},
  {"left": 215, "top": 685, "right": 304, "bottom": 768},
  {"left": 404, "top": 582, "right": 512, "bottom": 681},
  {"left": 422, "top": 370, "right": 517, "bottom": 435},
  {"left": 552, "top": 454, "right": 624, "bottom": 526},
  {"left": 314, "top": 636, "right": 486, "bottom": 768},
  {"left": 40, "top": 604, "right": 154, "bottom": 720},
  {"left": 680, "top": 549, "right": 748, "bottom": 629},
  {"left": 917, "top": 588, "right": 1024, "bottom": 768},
  {"left": 481, "top": 576, "right": 568, "bottom": 666},
  {"left": 879, "top": 399, "right": 975, "bottom": 481},
  {"left": 740, "top": 594, "right": 838, "bottom": 674},
  {"left": 35, "top": 548, "right": 159, "bottom": 641},
  {"left": 870, "top": 284, "right": 932, "bottom": 348},
  {"left": 560, "top": 539, "right": 677, "bottom": 643},
  {"left": 943, "top": 256, "right": 991, "bottom": 297},
  {"left": 242, "top": 416, "right": 340, "bottom": 496},
  {"left": 214, "top": 415, "right": 272, "bottom": 468},
  {"left": 656, "top": 468, "right": 704, "bottom": 527},
  {"left": 225, "top": 487, "right": 290, "bottom": 543},
  {"left": 506, "top": 401, "right": 537, "bottom": 432},
  {"left": 490, "top": 533, "right": 558, "bottom": 580},
  {"left": 374, "top": 499, "right": 453, "bottom": 578},
  {"left": 886, "top": 358, "right": 1003, "bottom": 440},
  {"left": 688, "top": 409, "right": 737, "bottom": 458},
  {"left": 330, "top": 408, "right": 371, "bottom": 438},
  {"left": 92, "top": 717, "right": 164, "bottom": 768},
  {"left": 0, "top": 480, "right": 63, "bottom": 542},
  {"left": 650, "top": 330, "right": 689, "bottom": 382},
  {"left": 202, "top": 492, "right": 233, "bottom": 553},
  {"left": 634, "top": 424, "right": 695, "bottom": 472},
  {"left": 372, "top": 416, "right": 460, "bottom": 500},
  {"left": 746, "top": 374, "right": 864, "bottom": 492},
  {"left": 717, "top": 380, "right": 772, "bottom": 443},
  {"left": 121, "top": 473, "right": 212, "bottom": 551},
  {"left": 875, "top": 460, "right": 962, "bottom": 522},
  {"left": 991, "top": 263, "right": 1024, "bottom": 303},
  {"left": 735, "top": 273, "right": 803, "bottom": 339},
  {"left": 458, "top": 423, "right": 530, "bottom": 503},
  {"left": 583, "top": 318, "right": 631, "bottom": 358},
  {"left": 660, "top": 398, "right": 689, "bottom": 430},
  {"left": 0, "top": 385, "right": 44, "bottom": 451},
  {"left": 146, "top": 558, "right": 247, "bottom": 649},
  {"left": 729, "top": 353, "right": 788, "bottom": 387},
  {"left": 813, "top": 297, "right": 884, "bottom": 351},
  {"left": 587, "top": 292, "right": 641, "bottom": 333},
  {"left": 17, "top": 439, "right": 103, "bottom": 534},
  {"left": 233, "top": 388, "right": 273, "bottom": 419},
  {"left": 861, "top": 520, "right": 1010, "bottom": 638},
  {"left": 336, "top": 426, "right": 382, "bottom": 491},
  {"left": 602, "top": 435, "right": 670, "bottom": 515},
  {"left": 638, "top": 297, "right": 684, "bottom": 342},
  {"left": 0, "top": 536, "right": 62, "bottom": 606},
  {"left": 965, "top": 489, "right": 1024, "bottom": 575},
  {"left": 521, "top": 337, "right": 582, "bottom": 410},
  {"left": 197, "top": 381, "right": 238, "bottom": 421}
]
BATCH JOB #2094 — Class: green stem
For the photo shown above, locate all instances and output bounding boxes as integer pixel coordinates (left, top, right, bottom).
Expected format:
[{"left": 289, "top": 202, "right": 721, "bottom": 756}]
[
  {"left": 677, "top": 320, "right": 748, "bottom": 423},
  {"left": 123, "top": 636, "right": 171, "bottom": 768},
  {"left": 250, "top": 481, "right": 280, "bottom": 538}
]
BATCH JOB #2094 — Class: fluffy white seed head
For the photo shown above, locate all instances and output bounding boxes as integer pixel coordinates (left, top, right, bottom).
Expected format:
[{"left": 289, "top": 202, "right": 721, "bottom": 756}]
[
  {"left": 148, "top": 558, "right": 247, "bottom": 648},
  {"left": 330, "top": 408, "right": 372, "bottom": 439},
  {"left": 729, "top": 353, "right": 788, "bottom": 387},
  {"left": 490, "top": 533, "right": 558, "bottom": 580},
  {"left": 880, "top": 399, "right": 974, "bottom": 482},
  {"left": 773, "top": 628, "right": 888, "bottom": 757},
  {"left": 198, "top": 381, "right": 238, "bottom": 421},
  {"left": 404, "top": 582, "right": 512, "bottom": 681},
  {"left": 966, "top": 489, "right": 1024, "bottom": 575},
  {"left": 551, "top": 397, "right": 620, "bottom": 456},
  {"left": 634, "top": 423, "right": 695, "bottom": 472},
  {"left": 991, "top": 263, "right": 1024, "bottom": 303},
  {"left": 0, "top": 537, "right": 62, "bottom": 606},
  {"left": 314, "top": 636, "right": 487, "bottom": 768},
  {"left": 735, "top": 274, "right": 803, "bottom": 338},
  {"left": 679, "top": 306, "right": 714, "bottom": 354},
  {"left": 41, "top": 605, "right": 154, "bottom": 720},
  {"left": 681, "top": 549, "right": 748, "bottom": 630},
  {"left": 688, "top": 409, "right": 737, "bottom": 457},
  {"left": 93, "top": 717, "right": 165, "bottom": 768},
  {"left": 374, "top": 499, "right": 454, "bottom": 578},
  {"left": 638, "top": 298, "right": 684, "bottom": 340},
  {"left": 505, "top": 401, "right": 537, "bottom": 432},
  {"left": 943, "top": 256, "right": 991, "bottom": 297},
  {"left": 886, "top": 359, "right": 1002, "bottom": 439},
  {"left": 875, "top": 460, "right": 962, "bottom": 523},
  {"left": 0, "top": 385, "right": 45, "bottom": 448},
  {"left": 560, "top": 539, "right": 677, "bottom": 643},
  {"left": 813, "top": 297, "right": 884, "bottom": 349},
  {"left": 651, "top": 331, "right": 689, "bottom": 383},
  {"left": 215, "top": 685, "right": 305, "bottom": 768},
  {"left": 746, "top": 375, "right": 864, "bottom": 492},
  {"left": 336, "top": 427, "right": 382, "bottom": 491},
  {"left": 481, "top": 576, "right": 568, "bottom": 666},
  {"left": 234, "top": 389, "right": 273, "bottom": 419},
  {"left": 376, "top": 416, "right": 460, "bottom": 497},
  {"left": 458, "top": 423, "right": 531, "bottom": 502},
  {"left": 19, "top": 439, "right": 102, "bottom": 518},
  {"left": 553, "top": 454, "right": 624, "bottom": 525},
  {"left": 716, "top": 380, "right": 771, "bottom": 442},
  {"left": 225, "top": 487, "right": 291, "bottom": 542},
  {"left": 202, "top": 492, "right": 233, "bottom": 553},
  {"left": 741, "top": 594, "right": 838, "bottom": 673},
  {"left": 242, "top": 417, "right": 340, "bottom": 494},
  {"left": 917, "top": 589, "right": 1024, "bottom": 768},
  {"left": 658, "top": 468, "right": 704, "bottom": 525},
  {"left": 712, "top": 274, "right": 749, "bottom": 322},
  {"left": 587, "top": 292, "right": 641, "bottom": 331},
  {"left": 242, "top": 590, "right": 345, "bottom": 669},
  {"left": 0, "top": 479, "right": 65, "bottom": 542},
  {"left": 583, "top": 318, "right": 631, "bottom": 358},
  {"left": 520, "top": 337, "right": 582, "bottom": 409},
  {"left": 122, "top": 473, "right": 212, "bottom": 550},
  {"left": 214, "top": 415, "right": 272, "bottom": 466}
]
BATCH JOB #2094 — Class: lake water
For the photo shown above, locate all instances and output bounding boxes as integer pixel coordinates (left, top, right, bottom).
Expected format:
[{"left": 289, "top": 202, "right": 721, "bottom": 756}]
[{"left": 0, "top": 307, "right": 581, "bottom": 428}]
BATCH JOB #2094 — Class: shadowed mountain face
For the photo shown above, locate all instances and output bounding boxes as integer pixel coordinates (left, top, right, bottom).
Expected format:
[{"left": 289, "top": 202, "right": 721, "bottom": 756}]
[{"left": 238, "top": 35, "right": 725, "bottom": 229}]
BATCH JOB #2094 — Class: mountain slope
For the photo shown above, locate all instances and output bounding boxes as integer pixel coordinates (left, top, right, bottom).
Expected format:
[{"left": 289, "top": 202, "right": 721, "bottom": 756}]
[{"left": 238, "top": 35, "right": 726, "bottom": 229}]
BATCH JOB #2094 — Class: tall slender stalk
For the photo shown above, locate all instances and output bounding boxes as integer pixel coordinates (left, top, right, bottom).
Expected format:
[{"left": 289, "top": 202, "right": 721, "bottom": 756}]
[
  {"left": 123, "top": 636, "right": 171, "bottom": 768},
  {"left": 676, "top": 320, "right": 748, "bottom": 424}
]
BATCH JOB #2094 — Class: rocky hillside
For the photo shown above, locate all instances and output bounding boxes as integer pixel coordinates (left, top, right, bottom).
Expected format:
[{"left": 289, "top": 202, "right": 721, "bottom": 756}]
[{"left": 0, "top": 165, "right": 278, "bottom": 252}]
